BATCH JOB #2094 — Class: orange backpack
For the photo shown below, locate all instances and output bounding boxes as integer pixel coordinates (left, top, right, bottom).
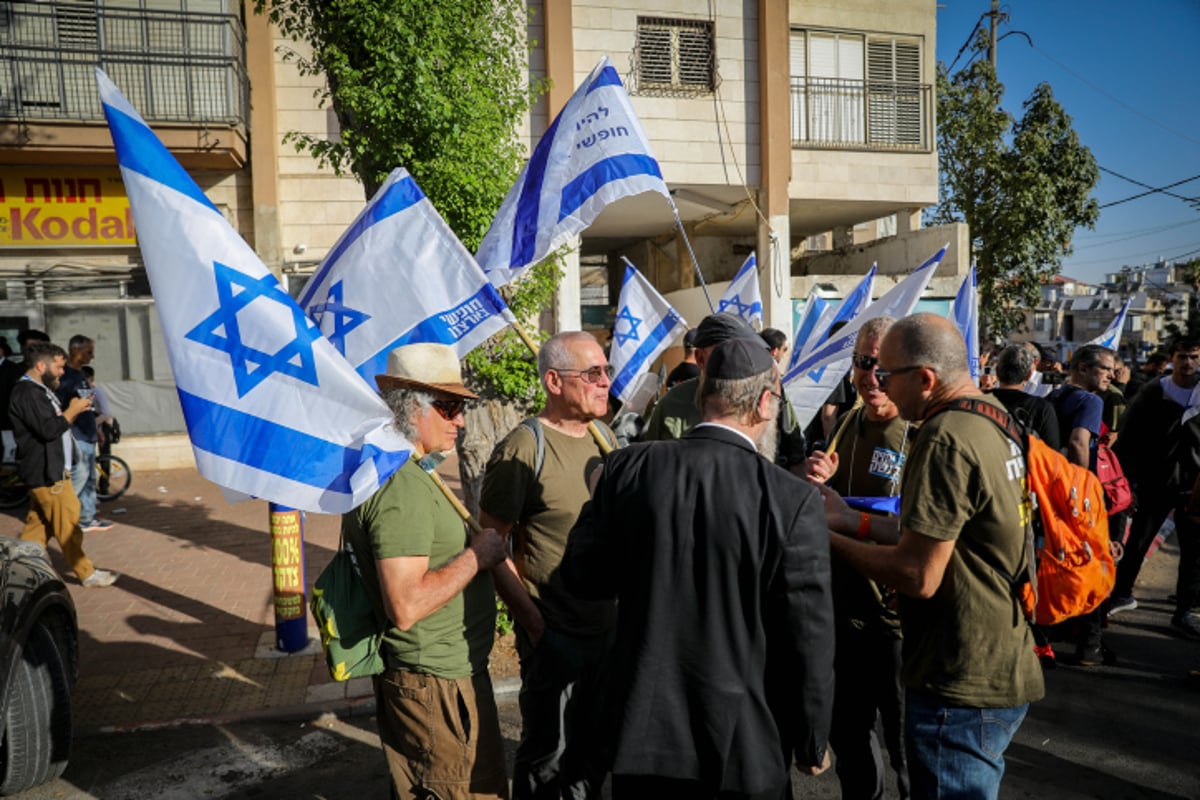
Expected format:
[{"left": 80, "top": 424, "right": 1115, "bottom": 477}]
[{"left": 943, "top": 398, "right": 1115, "bottom": 626}]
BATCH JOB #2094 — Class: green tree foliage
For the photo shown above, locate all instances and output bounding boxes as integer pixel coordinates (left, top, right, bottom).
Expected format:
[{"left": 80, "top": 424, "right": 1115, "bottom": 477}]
[{"left": 930, "top": 48, "right": 1100, "bottom": 336}]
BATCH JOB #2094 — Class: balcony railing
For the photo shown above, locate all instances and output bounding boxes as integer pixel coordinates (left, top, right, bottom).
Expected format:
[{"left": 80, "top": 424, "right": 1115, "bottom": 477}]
[
  {"left": 0, "top": 1, "right": 247, "bottom": 128},
  {"left": 791, "top": 76, "right": 932, "bottom": 152}
]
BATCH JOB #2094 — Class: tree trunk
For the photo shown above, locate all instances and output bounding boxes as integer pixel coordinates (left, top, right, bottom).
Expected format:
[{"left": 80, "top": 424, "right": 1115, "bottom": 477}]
[{"left": 457, "top": 399, "right": 525, "bottom": 517}]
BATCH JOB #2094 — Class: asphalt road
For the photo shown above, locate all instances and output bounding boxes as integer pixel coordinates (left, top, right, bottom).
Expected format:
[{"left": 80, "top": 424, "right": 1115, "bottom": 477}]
[{"left": 12, "top": 547, "right": 1199, "bottom": 800}]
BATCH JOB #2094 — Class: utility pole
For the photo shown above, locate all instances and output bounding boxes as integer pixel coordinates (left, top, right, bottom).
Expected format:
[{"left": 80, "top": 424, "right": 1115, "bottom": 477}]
[{"left": 988, "top": 0, "right": 999, "bottom": 70}]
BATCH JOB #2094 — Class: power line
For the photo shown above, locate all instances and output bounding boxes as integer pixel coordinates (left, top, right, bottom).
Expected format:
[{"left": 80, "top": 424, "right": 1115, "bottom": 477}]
[
  {"left": 1097, "top": 169, "right": 1200, "bottom": 210},
  {"left": 1028, "top": 43, "right": 1200, "bottom": 146},
  {"left": 1067, "top": 240, "right": 1200, "bottom": 266},
  {"left": 1072, "top": 218, "right": 1200, "bottom": 250},
  {"left": 946, "top": 12, "right": 988, "bottom": 73},
  {"left": 1075, "top": 218, "right": 1200, "bottom": 242}
]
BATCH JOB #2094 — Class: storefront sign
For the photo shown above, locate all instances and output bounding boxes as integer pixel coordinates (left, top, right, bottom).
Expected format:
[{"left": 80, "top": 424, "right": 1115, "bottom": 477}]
[{"left": 0, "top": 167, "right": 135, "bottom": 248}]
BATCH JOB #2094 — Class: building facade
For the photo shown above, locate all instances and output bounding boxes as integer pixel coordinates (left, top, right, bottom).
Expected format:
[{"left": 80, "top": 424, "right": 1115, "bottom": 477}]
[{"left": 1, "top": 0, "right": 965, "bottom": 450}]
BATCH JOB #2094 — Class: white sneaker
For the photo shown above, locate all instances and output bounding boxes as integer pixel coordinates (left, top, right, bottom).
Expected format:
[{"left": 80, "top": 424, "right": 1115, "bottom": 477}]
[{"left": 82, "top": 569, "right": 118, "bottom": 588}]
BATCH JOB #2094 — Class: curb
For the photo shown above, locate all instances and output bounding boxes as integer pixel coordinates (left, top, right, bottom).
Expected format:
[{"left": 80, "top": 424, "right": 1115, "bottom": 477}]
[{"left": 83, "top": 676, "right": 524, "bottom": 736}]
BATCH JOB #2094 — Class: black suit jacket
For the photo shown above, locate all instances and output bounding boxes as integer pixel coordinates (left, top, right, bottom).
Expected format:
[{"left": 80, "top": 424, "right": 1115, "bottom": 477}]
[
  {"left": 0, "top": 357, "right": 25, "bottom": 431},
  {"left": 562, "top": 424, "right": 834, "bottom": 793}
]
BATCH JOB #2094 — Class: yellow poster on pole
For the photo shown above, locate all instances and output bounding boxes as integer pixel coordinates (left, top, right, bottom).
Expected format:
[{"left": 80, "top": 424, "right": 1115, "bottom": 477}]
[{"left": 0, "top": 167, "right": 136, "bottom": 248}]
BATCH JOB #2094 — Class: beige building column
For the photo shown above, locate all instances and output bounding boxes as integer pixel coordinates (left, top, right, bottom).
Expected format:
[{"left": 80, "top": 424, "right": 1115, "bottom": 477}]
[
  {"left": 544, "top": 0, "right": 581, "bottom": 332},
  {"left": 758, "top": 0, "right": 792, "bottom": 334},
  {"left": 245, "top": 8, "right": 281, "bottom": 275},
  {"left": 897, "top": 208, "right": 923, "bottom": 234}
]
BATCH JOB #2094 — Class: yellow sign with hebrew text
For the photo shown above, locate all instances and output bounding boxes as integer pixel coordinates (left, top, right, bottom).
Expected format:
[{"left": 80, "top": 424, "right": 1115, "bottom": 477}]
[{"left": 0, "top": 167, "right": 136, "bottom": 248}]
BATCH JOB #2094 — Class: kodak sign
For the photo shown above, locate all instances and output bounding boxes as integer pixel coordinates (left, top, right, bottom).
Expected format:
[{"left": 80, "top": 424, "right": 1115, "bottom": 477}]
[{"left": 0, "top": 167, "right": 136, "bottom": 248}]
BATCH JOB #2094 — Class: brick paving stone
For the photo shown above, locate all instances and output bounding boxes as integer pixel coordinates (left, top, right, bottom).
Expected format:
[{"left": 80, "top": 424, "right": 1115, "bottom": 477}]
[{"left": 2, "top": 459, "right": 479, "bottom": 731}]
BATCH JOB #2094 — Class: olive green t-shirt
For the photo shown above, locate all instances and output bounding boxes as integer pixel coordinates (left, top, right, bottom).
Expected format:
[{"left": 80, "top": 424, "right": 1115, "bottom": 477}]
[
  {"left": 642, "top": 377, "right": 701, "bottom": 441},
  {"left": 898, "top": 397, "right": 1044, "bottom": 707},
  {"left": 829, "top": 408, "right": 910, "bottom": 634},
  {"left": 480, "top": 420, "right": 615, "bottom": 636},
  {"left": 341, "top": 458, "right": 495, "bottom": 679}
]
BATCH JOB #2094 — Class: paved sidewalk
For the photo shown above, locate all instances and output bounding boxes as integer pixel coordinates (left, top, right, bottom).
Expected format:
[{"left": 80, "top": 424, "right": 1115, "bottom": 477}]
[{"left": 0, "top": 457, "right": 476, "bottom": 734}]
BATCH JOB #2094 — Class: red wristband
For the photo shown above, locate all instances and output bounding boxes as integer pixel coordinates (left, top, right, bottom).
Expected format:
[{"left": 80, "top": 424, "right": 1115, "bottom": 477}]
[{"left": 856, "top": 511, "right": 871, "bottom": 540}]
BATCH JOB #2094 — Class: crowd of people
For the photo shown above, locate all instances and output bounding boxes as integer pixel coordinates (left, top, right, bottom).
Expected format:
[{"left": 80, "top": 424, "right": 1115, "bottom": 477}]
[
  {"left": 17, "top": 311, "right": 1190, "bottom": 799},
  {"left": 337, "top": 307, "right": 1200, "bottom": 800},
  {"left": 2, "top": 330, "right": 121, "bottom": 590}
]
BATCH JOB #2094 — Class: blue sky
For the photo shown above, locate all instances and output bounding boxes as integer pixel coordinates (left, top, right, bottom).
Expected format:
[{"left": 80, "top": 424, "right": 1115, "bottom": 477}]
[{"left": 934, "top": 1, "right": 1200, "bottom": 286}]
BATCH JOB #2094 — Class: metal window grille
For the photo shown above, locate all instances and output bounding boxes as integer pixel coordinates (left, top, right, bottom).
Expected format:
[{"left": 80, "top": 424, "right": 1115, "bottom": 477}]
[
  {"left": 0, "top": 0, "right": 248, "bottom": 128},
  {"left": 790, "top": 29, "right": 931, "bottom": 152},
  {"left": 634, "top": 16, "right": 715, "bottom": 97}
]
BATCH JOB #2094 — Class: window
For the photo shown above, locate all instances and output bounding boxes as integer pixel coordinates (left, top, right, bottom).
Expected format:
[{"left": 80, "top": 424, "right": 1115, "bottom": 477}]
[
  {"left": 635, "top": 17, "right": 715, "bottom": 96},
  {"left": 791, "top": 28, "right": 927, "bottom": 150}
]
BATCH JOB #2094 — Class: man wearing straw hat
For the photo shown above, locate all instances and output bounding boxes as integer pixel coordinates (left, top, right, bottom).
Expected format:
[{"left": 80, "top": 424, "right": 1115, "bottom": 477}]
[
  {"left": 343, "top": 343, "right": 509, "bottom": 800},
  {"left": 480, "top": 330, "right": 618, "bottom": 800}
]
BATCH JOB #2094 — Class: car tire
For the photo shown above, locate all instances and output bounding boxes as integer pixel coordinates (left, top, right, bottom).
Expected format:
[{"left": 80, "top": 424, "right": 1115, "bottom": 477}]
[{"left": 0, "top": 621, "right": 73, "bottom": 795}]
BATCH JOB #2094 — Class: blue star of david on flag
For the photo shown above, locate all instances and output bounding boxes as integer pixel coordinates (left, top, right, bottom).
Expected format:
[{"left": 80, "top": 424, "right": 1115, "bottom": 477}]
[
  {"left": 98, "top": 67, "right": 411, "bottom": 514},
  {"left": 186, "top": 261, "right": 323, "bottom": 398},
  {"left": 719, "top": 294, "right": 753, "bottom": 318},
  {"left": 608, "top": 261, "right": 686, "bottom": 405},
  {"left": 718, "top": 253, "right": 763, "bottom": 328},
  {"left": 307, "top": 280, "right": 371, "bottom": 356},
  {"left": 614, "top": 306, "right": 643, "bottom": 346}
]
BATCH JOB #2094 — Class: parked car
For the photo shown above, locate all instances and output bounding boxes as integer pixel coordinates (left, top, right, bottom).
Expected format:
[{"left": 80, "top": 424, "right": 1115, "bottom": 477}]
[{"left": 0, "top": 538, "right": 78, "bottom": 795}]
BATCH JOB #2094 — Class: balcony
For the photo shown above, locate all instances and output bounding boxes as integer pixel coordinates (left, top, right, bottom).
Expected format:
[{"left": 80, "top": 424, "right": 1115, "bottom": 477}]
[
  {"left": 0, "top": 0, "right": 248, "bottom": 168},
  {"left": 790, "top": 76, "right": 932, "bottom": 152}
]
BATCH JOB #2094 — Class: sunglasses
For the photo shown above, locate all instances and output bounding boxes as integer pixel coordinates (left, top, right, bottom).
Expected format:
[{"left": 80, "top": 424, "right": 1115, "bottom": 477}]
[
  {"left": 431, "top": 398, "right": 467, "bottom": 420},
  {"left": 874, "top": 365, "right": 924, "bottom": 388},
  {"left": 852, "top": 353, "right": 879, "bottom": 371},
  {"left": 555, "top": 364, "right": 615, "bottom": 385}
]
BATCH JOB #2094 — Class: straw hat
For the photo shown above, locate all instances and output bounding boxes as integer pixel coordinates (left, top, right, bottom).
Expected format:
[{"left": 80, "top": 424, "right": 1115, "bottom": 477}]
[{"left": 374, "top": 343, "right": 478, "bottom": 399}]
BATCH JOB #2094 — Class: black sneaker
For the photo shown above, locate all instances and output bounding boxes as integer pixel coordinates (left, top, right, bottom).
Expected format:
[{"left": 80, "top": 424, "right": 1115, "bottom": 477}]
[{"left": 1171, "top": 612, "right": 1200, "bottom": 641}]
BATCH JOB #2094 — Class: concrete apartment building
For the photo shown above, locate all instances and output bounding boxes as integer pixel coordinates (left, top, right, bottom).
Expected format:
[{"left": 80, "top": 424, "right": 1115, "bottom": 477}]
[{"left": 0, "top": 0, "right": 964, "bottom": 461}]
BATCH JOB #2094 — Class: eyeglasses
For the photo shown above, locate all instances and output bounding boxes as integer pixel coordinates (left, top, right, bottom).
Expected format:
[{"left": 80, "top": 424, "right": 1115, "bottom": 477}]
[
  {"left": 874, "top": 365, "right": 924, "bottom": 388},
  {"left": 852, "top": 353, "right": 879, "bottom": 371},
  {"left": 431, "top": 398, "right": 466, "bottom": 420},
  {"left": 554, "top": 364, "right": 615, "bottom": 385}
]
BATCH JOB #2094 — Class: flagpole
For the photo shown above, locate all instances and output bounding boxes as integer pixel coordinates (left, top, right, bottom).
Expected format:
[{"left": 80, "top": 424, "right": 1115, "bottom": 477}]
[
  {"left": 510, "top": 321, "right": 614, "bottom": 455},
  {"left": 670, "top": 206, "right": 715, "bottom": 313}
]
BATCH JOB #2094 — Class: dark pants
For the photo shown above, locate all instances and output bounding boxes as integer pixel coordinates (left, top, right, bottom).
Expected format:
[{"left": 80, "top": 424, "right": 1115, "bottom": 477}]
[
  {"left": 513, "top": 623, "right": 610, "bottom": 800},
  {"left": 829, "top": 626, "right": 908, "bottom": 800},
  {"left": 611, "top": 774, "right": 790, "bottom": 800},
  {"left": 1115, "top": 496, "right": 1200, "bottom": 616},
  {"left": 1113, "top": 498, "right": 1172, "bottom": 600}
]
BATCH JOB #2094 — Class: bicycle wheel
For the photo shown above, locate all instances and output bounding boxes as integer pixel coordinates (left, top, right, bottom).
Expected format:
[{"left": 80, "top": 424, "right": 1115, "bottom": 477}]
[
  {"left": 96, "top": 455, "right": 131, "bottom": 502},
  {"left": 0, "top": 462, "right": 29, "bottom": 509}
]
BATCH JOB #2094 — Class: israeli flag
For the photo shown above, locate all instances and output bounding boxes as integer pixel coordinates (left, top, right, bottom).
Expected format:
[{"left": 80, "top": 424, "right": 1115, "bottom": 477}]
[
  {"left": 788, "top": 290, "right": 829, "bottom": 372},
  {"left": 97, "top": 69, "right": 410, "bottom": 514},
  {"left": 298, "top": 168, "right": 515, "bottom": 384},
  {"left": 609, "top": 260, "right": 687, "bottom": 405},
  {"left": 794, "top": 266, "right": 877, "bottom": 364},
  {"left": 477, "top": 56, "right": 671, "bottom": 287},
  {"left": 718, "top": 253, "right": 763, "bottom": 329},
  {"left": 951, "top": 264, "right": 980, "bottom": 382},
  {"left": 1088, "top": 298, "right": 1131, "bottom": 350},
  {"left": 784, "top": 246, "right": 947, "bottom": 430}
]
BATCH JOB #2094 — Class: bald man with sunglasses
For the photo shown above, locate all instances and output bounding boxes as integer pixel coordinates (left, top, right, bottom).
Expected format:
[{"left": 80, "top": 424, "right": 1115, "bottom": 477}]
[{"left": 481, "top": 331, "right": 619, "bottom": 800}]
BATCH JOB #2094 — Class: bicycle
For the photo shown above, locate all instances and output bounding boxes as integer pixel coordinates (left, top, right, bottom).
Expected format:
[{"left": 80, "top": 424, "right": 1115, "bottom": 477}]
[{"left": 0, "top": 455, "right": 132, "bottom": 510}]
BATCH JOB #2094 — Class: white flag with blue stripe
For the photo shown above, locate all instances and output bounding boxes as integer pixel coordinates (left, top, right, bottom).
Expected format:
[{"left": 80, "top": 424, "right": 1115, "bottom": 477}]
[
  {"left": 97, "top": 69, "right": 410, "bottom": 514},
  {"left": 1088, "top": 298, "right": 1131, "bottom": 350},
  {"left": 718, "top": 253, "right": 763, "bottom": 329},
  {"left": 794, "top": 265, "right": 877, "bottom": 365},
  {"left": 788, "top": 290, "right": 829, "bottom": 372},
  {"left": 609, "top": 260, "right": 687, "bottom": 405},
  {"left": 951, "top": 264, "right": 980, "bottom": 382},
  {"left": 477, "top": 56, "right": 671, "bottom": 288},
  {"left": 783, "top": 246, "right": 947, "bottom": 430},
  {"left": 298, "top": 167, "right": 515, "bottom": 384}
]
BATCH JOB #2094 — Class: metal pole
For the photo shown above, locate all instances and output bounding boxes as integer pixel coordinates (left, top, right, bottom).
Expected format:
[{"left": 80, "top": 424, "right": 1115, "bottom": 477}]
[
  {"left": 269, "top": 503, "right": 308, "bottom": 652},
  {"left": 671, "top": 210, "right": 716, "bottom": 312}
]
